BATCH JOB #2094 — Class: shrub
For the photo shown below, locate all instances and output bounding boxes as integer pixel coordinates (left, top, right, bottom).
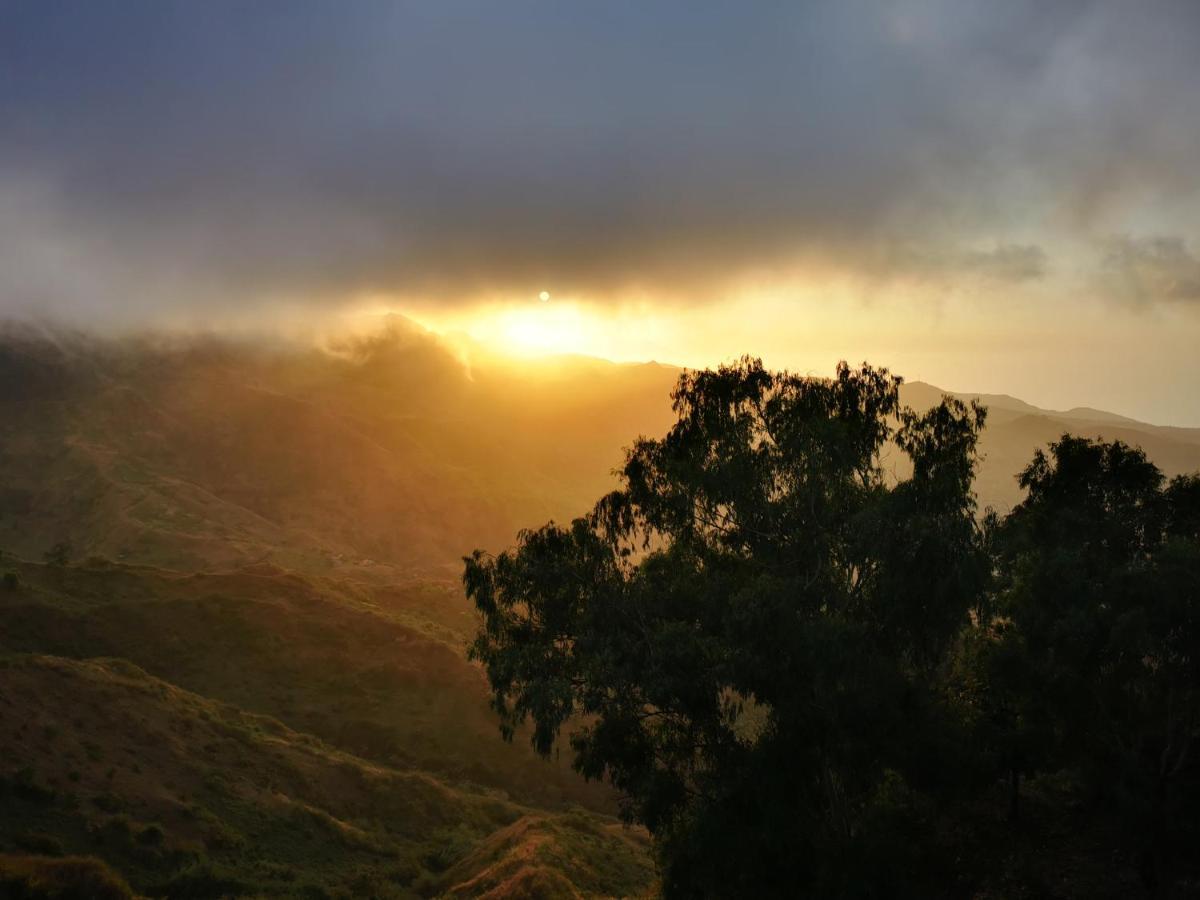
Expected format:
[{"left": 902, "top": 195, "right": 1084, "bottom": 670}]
[
  {"left": 410, "top": 870, "right": 441, "bottom": 898},
  {"left": 0, "top": 853, "right": 133, "bottom": 899},
  {"left": 8, "top": 768, "right": 57, "bottom": 803},
  {"left": 1, "top": 572, "right": 17, "bottom": 591},
  {"left": 92, "top": 792, "right": 123, "bottom": 813},
  {"left": 385, "top": 856, "right": 422, "bottom": 886},
  {"left": 151, "top": 860, "right": 249, "bottom": 899},
  {"left": 12, "top": 831, "right": 65, "bottom": 857},
  {"left": 137, "top": 823, "right": 166, "bottom": 847},
  {"left": 339, "top": 867, "right": 412, "bottom": 898},
  {"left": 42, "top": 542, "right": 73, "bottom": 567},
  {"left": 201, "top": 818, "right": 243, "bottom": 852},
  {"left": 420, "top": 825, "right": 476, "bottom": 873},
  {"left": 93, "top": 815, "right": 134, "bottom": 846}
]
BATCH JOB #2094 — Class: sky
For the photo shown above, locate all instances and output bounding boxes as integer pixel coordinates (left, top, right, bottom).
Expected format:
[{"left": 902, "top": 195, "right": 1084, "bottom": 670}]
[{"left": 2, "top": 1, "right": 1199, "bottom": 423}]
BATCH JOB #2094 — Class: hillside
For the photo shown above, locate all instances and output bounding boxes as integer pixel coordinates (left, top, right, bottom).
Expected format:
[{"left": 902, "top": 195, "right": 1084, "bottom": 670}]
[
  {"left": 1, "top": 320, "right": 1198, "bottom": 895},
  {"left": 0, "top": 319, "right": 678, "bottom": 578},
  {"left": 0, "top": 320, "right": 674, "bottom": 895},
  {"left": 901, "top": 381, "right": 1200, "bottom": 512},
  {"left": 0, "top": 654, "right": 654, "bottom": 898},
  {"left": 4, "top": 321, "right": 1196, "bottom": 575},
  {"left": 0, "top": 558, "right": 609, "bottom": 811}
]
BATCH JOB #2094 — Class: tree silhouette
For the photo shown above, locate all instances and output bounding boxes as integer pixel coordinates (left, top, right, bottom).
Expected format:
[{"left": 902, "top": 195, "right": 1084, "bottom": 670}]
[
  {"left": 992, "top": 437, "right": 1200, "bottom": 894},
  {"left": 465, "top": 360, "right": 990, "bottom": 897}
]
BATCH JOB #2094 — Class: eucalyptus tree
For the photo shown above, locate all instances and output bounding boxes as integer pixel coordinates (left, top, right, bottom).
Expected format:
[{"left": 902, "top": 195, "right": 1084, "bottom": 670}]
[
  {"left": 465, "top": 359, "right": 990, "bottom": 897},
  {"left": 994, "top": 437, "right": 1200, "bottom": 894}
]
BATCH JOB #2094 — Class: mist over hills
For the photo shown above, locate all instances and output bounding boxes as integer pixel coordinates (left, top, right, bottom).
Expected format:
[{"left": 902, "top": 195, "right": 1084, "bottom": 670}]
[
  {"left": 1, "top": 317, "right": 1198, "bottom": 896},
  {"left": 3, "top": 318, "right": 1195, "bottom": 578},
  {"left": 899, "top": 381, "right": 1200, "bottom": 514},
  {"left": 0, "top": 317, "right": 678, "bottom": 578}
]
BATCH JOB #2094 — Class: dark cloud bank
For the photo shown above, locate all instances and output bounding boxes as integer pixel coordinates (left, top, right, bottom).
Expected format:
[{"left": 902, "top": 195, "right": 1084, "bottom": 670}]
[{"left": 1, "top": 0, "right": 1199, "bottom": 320}]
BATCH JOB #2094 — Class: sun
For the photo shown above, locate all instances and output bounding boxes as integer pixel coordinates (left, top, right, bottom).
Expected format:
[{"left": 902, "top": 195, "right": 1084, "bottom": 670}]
[
  {"left": 404, "top": 295, "right": 674, "bottom": 364},
  {"left": 497, "top": 304, "right": 584, "bottom": 354},
  {"left": 409, "top": 298, "right": 608, "bottom": 359}
]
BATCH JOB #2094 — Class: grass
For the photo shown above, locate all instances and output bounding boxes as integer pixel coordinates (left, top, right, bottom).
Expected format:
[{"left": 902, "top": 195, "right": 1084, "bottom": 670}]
[
  {"left": 0, "top": 558, "right": 610, "bottom": 814},
  {"left": 0, "top": 654, "right": 656, "bottom": 898},
  {"left": 0, "top": 853, "right": 134, "bottom": 899},
  {"left": 0, "top": 335, "right": 671, "bottom": 895}
]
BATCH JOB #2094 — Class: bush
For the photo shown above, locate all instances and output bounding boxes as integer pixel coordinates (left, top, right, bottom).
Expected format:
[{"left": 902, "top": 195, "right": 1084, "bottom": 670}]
[
  {"left": 1, "top": 572, "right": 17, "bottom": 591},
  {"left": 420, "top": 825, "right": 476, "bottom": 873},
  {"left": 7, "top": 768, "right": 57, "bottom": 804},
  {"left": 385, "top": 856, "right": 422, "bottom": 886},
  {"left": 92, "top": 816, "right": 134, "bottom": 847},
  {"left": 201, "top": 818, "right": 243, "bottom": 852},
  {"left": 410, "top": 870, "right": 442, "bottom": 898},
  {"left": 0, "top": 853, "right": 133, "bottom": 899},
  {"left": 151, "top": 860, "right": 250, "bottom": 899},
  {"left": 11, "top": 832, "right": 65, "bottom": 857},
  {"left": 42, "top": 542, "right": 73, "bottom": 567},
  {"left": 137, "top": 823, "right": 165, "bottom": 846},
  {"left": 338, "top": 867, "right": 412, "bottom": 898},
  {"left": 91, "top": 792, "right": 122, "bottom": 813}
]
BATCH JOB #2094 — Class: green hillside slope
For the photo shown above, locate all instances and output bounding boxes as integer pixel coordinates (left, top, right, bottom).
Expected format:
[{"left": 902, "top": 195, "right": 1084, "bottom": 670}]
[{"left": 0, "top": 654, "right": 654, "bottom": 898}]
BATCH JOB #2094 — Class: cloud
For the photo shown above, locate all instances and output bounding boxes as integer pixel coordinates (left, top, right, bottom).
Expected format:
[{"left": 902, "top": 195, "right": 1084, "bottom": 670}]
[
  {"left": 869, "top": 243, "right": 1048, "bottom": 287},
  {"left": 0, "top": 0, "right": 1197, "bottom": 321},
  {"left": 960, "top": 245, "right": 1048, "bottom": 283},
  {"left": 1100, "top": 236, "right": 1200, "bottom": 304}
]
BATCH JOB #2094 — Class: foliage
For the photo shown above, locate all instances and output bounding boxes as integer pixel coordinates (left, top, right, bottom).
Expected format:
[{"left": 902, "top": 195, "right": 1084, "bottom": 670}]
[
  {"left": 466, "top": 359, "right": 1200, "bottom": 897},
  {"left": 11, "top": 833, "right": 65, "bottom": 857},
  {"left": 466, "top": 359, "right": 991, "bottom": 897},
  {"left": 42, "top": 543, "right": 73, "bottom": 568},
  {"left": 0, "top": 853, "right": 133, "bottom": 899},
  {"left": 0, "top": 653, "right": 654, "bottom": 900},
  {"left": 149, "top": 859, "right": 250, "bottom": 899},
  {"left": 987, "top": 437, "right": 1200, "bottom": 892}
]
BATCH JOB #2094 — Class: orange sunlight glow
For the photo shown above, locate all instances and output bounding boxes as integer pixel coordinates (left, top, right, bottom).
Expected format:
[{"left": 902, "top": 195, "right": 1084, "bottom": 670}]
[
  {"left": 392, "top": 278, "right": 878, "bottom": 371},
  {"left": 482, "top": 303, "right": 590, "bottom": 356},
  {"left": 405, "top": 298, "right": 676, "bottom": 363},
  {"left": 357, "top": 277, "right": 1162, "bottom": 422}
]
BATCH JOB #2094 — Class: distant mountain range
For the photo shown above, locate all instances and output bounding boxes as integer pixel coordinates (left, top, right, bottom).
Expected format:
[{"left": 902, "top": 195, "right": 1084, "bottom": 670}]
[
  {"left": 900, "top": 381, "right": 1200, "bottom": 512},
  {"left": 0, "top": 317, "right": 677, "bottom": 578},
  {"left": 3, "top": 318, "right": 1194, "bottom": 578}
]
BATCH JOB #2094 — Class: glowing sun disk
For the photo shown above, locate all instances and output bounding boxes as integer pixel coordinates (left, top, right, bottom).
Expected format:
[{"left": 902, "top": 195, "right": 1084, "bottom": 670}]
[{"left": 472, "top": 304, "right": 592, "bottom": 356}]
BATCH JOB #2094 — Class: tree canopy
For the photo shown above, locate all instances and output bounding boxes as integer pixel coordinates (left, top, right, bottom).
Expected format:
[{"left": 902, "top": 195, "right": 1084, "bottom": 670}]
[
  {"left": 989, "top": 437, "right": 1200, "bottom": 892},
  {"left": 464, "top": 359, "right": 1200, "bottom": 898}
]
